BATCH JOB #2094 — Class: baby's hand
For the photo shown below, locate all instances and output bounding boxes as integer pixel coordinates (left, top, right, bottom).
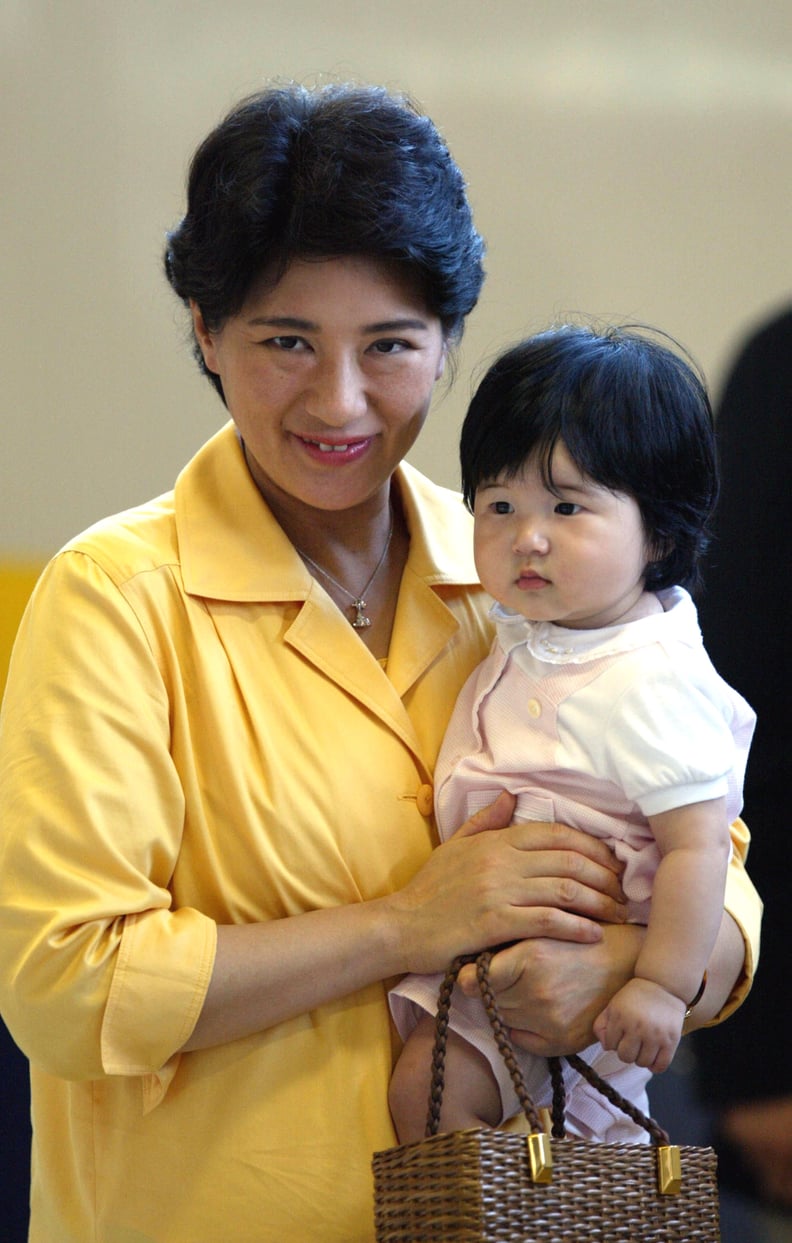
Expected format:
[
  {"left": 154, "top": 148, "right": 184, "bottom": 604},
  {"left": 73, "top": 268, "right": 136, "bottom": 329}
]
[{"left": 592, "top": 977, "right": 685, "bottom": 1073}]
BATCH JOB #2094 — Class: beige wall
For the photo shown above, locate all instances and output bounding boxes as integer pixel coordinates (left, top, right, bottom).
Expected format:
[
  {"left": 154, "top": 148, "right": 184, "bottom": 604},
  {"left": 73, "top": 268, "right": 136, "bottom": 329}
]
[{"left": 3, "top": 0, "right": 792, "bottom": 559}]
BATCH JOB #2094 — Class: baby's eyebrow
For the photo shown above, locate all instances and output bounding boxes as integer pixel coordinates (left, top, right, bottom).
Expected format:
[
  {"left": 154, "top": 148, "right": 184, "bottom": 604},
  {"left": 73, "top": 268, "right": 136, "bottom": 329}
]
[
  {"left": 551, "top": 480, "right": 591, "bottom": 495},
  {"left": 546, "top": 469, "right": 601, "bottom": 496}
]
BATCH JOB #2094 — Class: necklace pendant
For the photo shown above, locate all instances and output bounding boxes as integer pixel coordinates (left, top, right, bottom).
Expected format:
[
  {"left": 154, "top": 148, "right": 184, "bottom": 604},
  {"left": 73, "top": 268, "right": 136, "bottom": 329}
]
[{"left": 351, "top": 599, "right": 372, "bottom": 629}]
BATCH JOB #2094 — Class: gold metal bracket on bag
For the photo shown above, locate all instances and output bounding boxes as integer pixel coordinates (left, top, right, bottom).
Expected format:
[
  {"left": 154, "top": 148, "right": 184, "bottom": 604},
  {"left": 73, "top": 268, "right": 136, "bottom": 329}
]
[
  {"left": 657, "top": 1144, "right": 682, "bottom": 1195},
  {"left": 527, "top": 1131, "right": 553, "bottom": 1184}
]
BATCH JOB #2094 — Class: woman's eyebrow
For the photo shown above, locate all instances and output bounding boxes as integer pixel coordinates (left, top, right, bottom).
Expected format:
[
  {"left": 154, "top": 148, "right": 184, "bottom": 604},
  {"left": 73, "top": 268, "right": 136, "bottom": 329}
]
[
  {"left": 363, "top": 318, "right": 431, "bottom": 333},
  {"left": 245, "top": 315, "right": 431, "bottom": 332},
  {"left": 246, "top": 315, "right": 317, "bottom": 329}
]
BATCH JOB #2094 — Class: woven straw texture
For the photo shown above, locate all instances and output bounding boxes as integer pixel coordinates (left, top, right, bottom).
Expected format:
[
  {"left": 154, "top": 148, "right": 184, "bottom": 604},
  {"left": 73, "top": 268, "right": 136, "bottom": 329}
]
[{"left": 373, "top": 1127, "right": 720, "bottom": 1241}]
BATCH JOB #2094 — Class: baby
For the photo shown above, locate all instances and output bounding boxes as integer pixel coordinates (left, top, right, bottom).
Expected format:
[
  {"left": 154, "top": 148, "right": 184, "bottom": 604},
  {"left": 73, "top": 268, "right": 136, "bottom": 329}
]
[{"left": 389, "top": 324, "right": 755, "bottom": 1143}]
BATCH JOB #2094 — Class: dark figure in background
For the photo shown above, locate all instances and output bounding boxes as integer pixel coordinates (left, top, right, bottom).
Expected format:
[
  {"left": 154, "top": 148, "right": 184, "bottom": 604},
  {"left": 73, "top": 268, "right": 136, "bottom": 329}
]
[
  {"left": 693, "top": 306, "right": 792, "bottom": 1242},
  {"left": 0, "top": 1020, "right": 31, "bottom": 1241}
]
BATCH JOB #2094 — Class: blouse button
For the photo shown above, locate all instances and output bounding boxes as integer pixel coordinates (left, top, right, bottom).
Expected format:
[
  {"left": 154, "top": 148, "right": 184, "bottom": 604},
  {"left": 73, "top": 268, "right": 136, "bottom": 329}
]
[
  {"left": 416, "top": 784, "right": 434, "bottom": 817},
  {"left": 527, "top": 698, "right": 542, "bottom": 718}
]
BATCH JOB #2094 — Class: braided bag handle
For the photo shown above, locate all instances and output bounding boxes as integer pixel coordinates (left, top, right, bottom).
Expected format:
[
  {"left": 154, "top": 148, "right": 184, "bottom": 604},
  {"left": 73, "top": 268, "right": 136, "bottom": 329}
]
[{"left": 426, "top": 949, "right": 670, "bottom": 1146}]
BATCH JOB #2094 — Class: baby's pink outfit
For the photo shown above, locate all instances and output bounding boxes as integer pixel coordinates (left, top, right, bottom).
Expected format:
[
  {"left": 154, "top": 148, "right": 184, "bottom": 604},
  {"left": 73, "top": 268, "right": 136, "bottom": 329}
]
[{"left": 390, "top": 587, "right": 755, "bottom": 1141}]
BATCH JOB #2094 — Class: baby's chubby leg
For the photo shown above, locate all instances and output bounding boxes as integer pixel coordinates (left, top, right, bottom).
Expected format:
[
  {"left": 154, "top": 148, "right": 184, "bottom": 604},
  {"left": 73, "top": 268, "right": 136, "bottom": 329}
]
[{"left": 389, "top": 1013, "right": 503, "bottom": 1143}]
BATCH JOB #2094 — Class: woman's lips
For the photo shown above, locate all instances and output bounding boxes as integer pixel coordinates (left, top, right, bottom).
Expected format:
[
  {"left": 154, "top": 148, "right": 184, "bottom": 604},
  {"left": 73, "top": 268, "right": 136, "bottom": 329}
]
[{"left": 296, "top": 435, "right": 373, "bottom": 465}]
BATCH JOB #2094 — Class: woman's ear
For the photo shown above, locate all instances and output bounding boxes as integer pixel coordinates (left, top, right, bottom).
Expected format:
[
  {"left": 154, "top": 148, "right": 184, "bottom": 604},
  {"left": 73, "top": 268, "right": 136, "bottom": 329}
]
[{"left": 190, "top": 301, "right": 220, "bottom": 374}]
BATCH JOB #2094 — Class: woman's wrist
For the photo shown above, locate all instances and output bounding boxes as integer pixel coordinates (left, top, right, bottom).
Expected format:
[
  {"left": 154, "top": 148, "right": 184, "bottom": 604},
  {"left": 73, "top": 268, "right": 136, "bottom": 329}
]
[
  {"left": 683, "top": 972, "right": 708, "bottom": 1020},
  {"left": 683, "top": 911, "right": 746, "bottom": 1030},
  {"left": 473, "top": 921, "right": 646, "bottom": 1057}
]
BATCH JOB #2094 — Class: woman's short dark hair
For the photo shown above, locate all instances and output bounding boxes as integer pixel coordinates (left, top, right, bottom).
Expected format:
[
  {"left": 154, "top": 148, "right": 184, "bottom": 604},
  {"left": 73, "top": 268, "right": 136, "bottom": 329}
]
[
  {"left": 164, "top": 82, "right": 485, "bottom": 399},
  {"left": 460, "top": 323, "right": 718, "bottom": 593}
]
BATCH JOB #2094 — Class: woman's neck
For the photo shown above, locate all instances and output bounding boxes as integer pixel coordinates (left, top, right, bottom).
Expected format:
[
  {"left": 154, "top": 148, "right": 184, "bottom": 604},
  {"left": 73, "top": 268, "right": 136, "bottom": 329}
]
[
  {"left": 240, "top": 435, "right": 394, "bottom": 559},
  {"left": 240, "top": 439, "right": 408, "bottom": 657}
]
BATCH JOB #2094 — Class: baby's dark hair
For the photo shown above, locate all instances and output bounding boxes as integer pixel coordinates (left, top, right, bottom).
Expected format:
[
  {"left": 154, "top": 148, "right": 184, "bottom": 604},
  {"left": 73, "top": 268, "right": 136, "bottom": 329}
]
[
  {"left": 460, "top": 323, "right": 718, "bottom": 592},
  {"left": 164, "top": 82, "right": 485, "bottom": 400}
]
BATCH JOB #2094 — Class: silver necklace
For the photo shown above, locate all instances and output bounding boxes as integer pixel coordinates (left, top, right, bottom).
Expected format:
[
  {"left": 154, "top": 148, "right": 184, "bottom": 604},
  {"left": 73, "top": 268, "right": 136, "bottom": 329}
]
[{"left": 298, "top": 514, "right": 394, "bottom": 629}]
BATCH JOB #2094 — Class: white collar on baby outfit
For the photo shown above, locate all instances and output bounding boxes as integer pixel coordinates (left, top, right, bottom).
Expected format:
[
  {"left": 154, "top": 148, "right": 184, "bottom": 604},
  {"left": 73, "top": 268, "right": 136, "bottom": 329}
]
[{"left": 490, "top": 586, "right": 701, "bottom": 665}]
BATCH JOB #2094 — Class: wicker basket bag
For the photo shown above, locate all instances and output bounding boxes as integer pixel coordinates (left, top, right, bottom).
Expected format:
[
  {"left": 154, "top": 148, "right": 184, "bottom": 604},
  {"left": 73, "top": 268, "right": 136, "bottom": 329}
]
[{"left": 373, "top": 951, "right": 720, "bottom": 1242}]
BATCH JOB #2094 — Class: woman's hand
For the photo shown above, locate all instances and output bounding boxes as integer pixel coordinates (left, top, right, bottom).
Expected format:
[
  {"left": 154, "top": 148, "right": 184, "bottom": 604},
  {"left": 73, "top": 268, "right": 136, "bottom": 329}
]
[
  {"left": 385, "top": 794, "right": 628, "bottom": 976},
  {"left": 457, "top": 922, "right": 645, "bottom": 1055},
  {"left": 456, "top": 907, "right": 747, "bottom": 1058},
  {"left": 184, "top": 797, "right": 629, "bottom": 1052}
]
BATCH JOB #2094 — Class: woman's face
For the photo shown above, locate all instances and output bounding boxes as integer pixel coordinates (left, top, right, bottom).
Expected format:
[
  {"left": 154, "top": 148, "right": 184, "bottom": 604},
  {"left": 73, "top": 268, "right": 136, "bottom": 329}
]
[{"left": 192, "top": 256, "right": 447, "bottom": 516}]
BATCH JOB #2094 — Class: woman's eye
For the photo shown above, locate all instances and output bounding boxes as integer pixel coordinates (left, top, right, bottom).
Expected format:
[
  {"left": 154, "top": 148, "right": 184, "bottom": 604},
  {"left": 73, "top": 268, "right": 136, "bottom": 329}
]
[
  {"left": 370, "top": 339, "right": 409, "bottom": 355},
  {"left": 554, "top": 501, "right": 580, "bottom": 516},
  {"left": 268, "top": 336, "right": 306, "bottom": 351}
]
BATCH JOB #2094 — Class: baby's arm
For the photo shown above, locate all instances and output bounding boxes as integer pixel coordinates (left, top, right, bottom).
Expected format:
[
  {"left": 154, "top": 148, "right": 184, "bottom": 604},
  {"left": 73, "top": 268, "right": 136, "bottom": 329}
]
[
  {"left": 593, "top": 795, "right": 730, "bottom": 1073},
  {"left": 389, "top": 1013, "right": 502, "bottom": 1142}
]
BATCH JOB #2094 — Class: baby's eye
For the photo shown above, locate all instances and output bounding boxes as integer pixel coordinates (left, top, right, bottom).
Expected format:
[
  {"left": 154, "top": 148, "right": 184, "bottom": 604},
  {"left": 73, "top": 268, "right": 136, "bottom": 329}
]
[
  {"left": 492, "top": 500, "right": 514, "bottom": 515},
  {"left": 554, "top": 501, "right": 580, "bottom": 516}
]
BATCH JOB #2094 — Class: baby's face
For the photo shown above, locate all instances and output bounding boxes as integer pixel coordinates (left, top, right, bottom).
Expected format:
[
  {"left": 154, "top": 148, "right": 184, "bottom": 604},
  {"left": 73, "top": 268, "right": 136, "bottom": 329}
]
[{"left": 472, "top": 442, "right": 652, "bottom": 630}]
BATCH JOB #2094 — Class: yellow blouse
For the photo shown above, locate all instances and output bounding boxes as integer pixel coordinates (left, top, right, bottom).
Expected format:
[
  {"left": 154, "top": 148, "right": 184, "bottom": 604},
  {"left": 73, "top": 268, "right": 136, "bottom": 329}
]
[{"left": 0, "top": 424, "right": 760, "bottom": 1242}]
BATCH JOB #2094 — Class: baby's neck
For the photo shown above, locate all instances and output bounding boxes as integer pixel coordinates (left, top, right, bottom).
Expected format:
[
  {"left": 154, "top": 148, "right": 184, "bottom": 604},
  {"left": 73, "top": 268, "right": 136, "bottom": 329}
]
[{"left": 607, "top": 590, "right": 663, "bottom": 626}]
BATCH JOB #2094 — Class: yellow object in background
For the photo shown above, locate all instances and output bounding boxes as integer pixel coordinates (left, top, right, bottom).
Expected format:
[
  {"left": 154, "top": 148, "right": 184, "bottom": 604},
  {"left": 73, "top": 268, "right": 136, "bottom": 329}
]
[{"left": 1, "top": 562, "right": 43, "bottom": 696}]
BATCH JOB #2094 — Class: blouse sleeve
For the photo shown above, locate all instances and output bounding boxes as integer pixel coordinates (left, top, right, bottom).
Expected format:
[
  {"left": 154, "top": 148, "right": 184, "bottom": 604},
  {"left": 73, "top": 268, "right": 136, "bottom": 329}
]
[
  {"left": 717, "top": 815, "right": 762, "bottom": 1025},
  {"left": 0, "top": 550, "right": 216, "bottom": 1081}
]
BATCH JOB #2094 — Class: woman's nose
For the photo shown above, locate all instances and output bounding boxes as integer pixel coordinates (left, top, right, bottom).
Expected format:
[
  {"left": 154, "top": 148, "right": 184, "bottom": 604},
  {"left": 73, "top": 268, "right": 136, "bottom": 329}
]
[{"left": 305, "top": 356, "right": 367, "bottom": 425}]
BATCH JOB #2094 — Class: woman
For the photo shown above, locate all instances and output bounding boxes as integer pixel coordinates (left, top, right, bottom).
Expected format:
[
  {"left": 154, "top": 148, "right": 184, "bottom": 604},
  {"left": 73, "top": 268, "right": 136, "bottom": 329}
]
[{"left": 0, "top": 83, "right": 760, "bottom": 1243}]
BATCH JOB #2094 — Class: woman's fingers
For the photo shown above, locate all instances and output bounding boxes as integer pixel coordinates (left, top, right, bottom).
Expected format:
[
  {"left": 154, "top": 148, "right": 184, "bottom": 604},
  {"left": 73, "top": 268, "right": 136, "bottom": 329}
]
[
  {"left": 439, "top": 825, "right": 626, "bottom": 924},
  {"left": 455, "top": 808, "right": 623, "bottom": 876},
  {"left": 388, "top": 802, "right": 627, "bottom": 973},
  {"left": 452, "top": 790, "right": 517, "bottom": 837},
  {"left": 452, "top": 804, "right": 626, "bottom": 904},
  {"left": 472, "top": 829, "right": 628, "bottom": 922},
  {"left": 513, "top": 820, "right": 622, "bottom": 866},
  {"left": 508, "top": 848, "right": 626, "bottom": 907},
  {"left": 452, "top": 811, "right": 627, "bottom": 912},
  {"left": 457, "top": 925, "right": 647, "bottom": 1055}
]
